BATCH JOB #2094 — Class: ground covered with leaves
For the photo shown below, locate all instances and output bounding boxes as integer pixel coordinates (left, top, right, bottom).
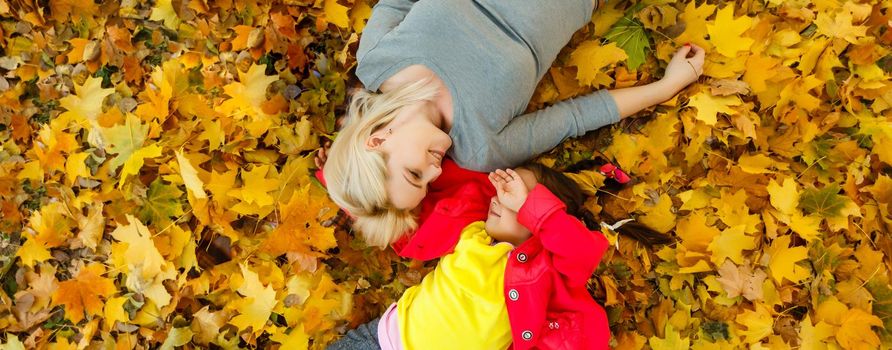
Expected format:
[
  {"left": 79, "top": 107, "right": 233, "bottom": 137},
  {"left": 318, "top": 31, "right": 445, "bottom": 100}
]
[{"left": 0, "top": 0, "right": 890, "bottom": 348}]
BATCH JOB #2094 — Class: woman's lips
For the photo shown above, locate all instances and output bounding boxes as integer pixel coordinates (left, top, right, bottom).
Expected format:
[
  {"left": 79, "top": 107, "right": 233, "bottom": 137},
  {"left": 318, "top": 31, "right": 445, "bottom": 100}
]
[{"left": 430, "top": 149, "right": 445, "bottom": 162}]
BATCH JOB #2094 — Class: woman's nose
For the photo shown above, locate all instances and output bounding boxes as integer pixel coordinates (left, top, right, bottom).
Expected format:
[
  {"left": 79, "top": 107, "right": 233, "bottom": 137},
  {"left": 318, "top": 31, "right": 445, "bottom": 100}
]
[{"left": 429, "top": 163, "right": 443, "bottom": 180}]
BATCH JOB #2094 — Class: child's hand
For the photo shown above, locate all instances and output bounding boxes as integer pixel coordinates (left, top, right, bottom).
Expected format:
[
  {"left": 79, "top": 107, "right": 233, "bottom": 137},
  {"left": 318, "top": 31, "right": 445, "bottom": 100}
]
[
  {"left": 314, "top": 140, "right": 331, "bottom": 169},
  {"left": 488, "top": 169, "right": 529, "bottom": 212},
  {"left": 661, "top": 44, "right": 705, "bottom": 91}
]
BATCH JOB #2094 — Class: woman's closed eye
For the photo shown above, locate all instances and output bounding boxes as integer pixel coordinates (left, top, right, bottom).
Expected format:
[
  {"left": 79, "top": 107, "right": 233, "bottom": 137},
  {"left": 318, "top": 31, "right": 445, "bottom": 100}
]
[{"left": 403, "top": 168, "right": 424, "bottom": 189}]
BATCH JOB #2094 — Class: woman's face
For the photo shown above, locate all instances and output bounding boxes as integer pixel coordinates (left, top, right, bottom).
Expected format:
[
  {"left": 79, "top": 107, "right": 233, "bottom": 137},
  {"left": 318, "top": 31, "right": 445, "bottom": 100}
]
[{"left": 367, "top": 101, "right": 452, "bottom": 210}]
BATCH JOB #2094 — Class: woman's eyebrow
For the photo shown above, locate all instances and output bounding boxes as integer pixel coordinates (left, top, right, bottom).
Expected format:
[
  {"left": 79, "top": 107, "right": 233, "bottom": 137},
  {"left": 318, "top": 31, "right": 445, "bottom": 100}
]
[{"left": 402, "top": 169, "right": 423, "bottom": 189}]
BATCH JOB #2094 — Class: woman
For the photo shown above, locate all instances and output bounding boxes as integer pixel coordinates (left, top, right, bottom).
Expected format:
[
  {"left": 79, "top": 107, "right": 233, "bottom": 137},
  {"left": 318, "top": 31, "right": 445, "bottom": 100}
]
[{"left": 321, "top": 0, "right": 705, "bottom": 246}]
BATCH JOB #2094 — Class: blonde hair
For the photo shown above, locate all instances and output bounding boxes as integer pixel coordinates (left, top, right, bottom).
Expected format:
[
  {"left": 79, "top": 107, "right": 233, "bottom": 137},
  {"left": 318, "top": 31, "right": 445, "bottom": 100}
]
[{"left": 324, "top": 79, "right": 440, "bottom": 248}]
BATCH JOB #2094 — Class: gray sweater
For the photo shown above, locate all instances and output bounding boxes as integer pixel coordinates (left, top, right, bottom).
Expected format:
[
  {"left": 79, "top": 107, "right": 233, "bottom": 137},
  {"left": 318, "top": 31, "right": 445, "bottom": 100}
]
[{"left": 356, "top": 0, "right": 620, "bottom": 172}]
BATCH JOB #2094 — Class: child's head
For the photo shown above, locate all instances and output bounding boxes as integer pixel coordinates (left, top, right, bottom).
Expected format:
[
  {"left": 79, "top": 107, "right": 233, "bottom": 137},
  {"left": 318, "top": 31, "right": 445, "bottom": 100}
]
[
  {"left": 485, "top": 163, "right": 593, "bottom": 246},
  {"left": 324, "top": 79, "right": 450, "bottom": 247}
]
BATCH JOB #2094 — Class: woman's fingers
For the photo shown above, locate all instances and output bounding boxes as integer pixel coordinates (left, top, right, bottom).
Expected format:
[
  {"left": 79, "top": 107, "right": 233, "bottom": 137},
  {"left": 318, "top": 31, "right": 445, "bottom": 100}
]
[{"left": 676, "top": 44, "right": 692, "bottom": 57}]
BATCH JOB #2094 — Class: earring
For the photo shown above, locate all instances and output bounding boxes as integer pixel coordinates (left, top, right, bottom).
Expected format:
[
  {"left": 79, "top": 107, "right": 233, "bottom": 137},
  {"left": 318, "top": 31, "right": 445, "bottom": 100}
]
[{"left": 387, "top": 128, "right": 393, "bottom": 134}]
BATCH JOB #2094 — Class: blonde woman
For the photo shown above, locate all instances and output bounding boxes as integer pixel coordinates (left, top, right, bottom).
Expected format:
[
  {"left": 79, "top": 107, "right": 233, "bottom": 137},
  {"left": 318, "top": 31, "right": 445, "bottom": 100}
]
[{"left": 320, "top": 0, "right": 705, "bottom": 249}]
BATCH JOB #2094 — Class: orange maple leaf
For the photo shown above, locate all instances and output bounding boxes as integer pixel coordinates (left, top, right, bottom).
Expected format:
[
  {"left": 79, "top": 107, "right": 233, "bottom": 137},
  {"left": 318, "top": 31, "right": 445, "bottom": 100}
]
[{"left": 51, "top": 263, "right": 117, "bottom": 323}]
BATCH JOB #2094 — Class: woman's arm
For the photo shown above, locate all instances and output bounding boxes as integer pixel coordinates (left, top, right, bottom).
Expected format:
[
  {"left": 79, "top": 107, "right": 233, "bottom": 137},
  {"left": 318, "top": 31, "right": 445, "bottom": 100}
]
[
  {"left": 356, "top": 0, "right": 419, "bottom": 62},
  {"left": 459, "top": 45, "right": 706, "bottom": 172}
]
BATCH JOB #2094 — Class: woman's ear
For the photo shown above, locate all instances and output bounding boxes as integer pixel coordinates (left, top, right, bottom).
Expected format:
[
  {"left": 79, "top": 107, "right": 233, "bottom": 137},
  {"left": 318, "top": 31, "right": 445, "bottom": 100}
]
[{"left": 365, "top": 129, "right": 387, "bottom": 150}]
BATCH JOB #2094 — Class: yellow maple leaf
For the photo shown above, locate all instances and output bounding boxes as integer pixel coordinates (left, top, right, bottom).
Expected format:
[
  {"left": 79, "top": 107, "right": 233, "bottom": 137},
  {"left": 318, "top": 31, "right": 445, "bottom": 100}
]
[
  {"left": 270, "top": 325, "right": 310, "bottom": 349},
  {"left": 706, "top": 6, "right": 755, "bottom": 57},
  {"left": 119, "top": 143, "right": 163, "bottom": 188},
  {"left": 836, "top": 308, "right": 883, "bottom": 349},
  {"left": 110, "top": 215, "right": 177, "bottom": 307},
  {"left": 176, "top": 150, "right": 208, "bottom": 199},
  {"left": 323, "top": 0, "right": 350, "bottom": 28},
  {"left": 199, "top": 119, "right": 225, "bottom": 151},
  {"left": 149, "top": 0, "right": 180, "bottom": 29},
  {"left": 229, "top": 165, "right": 279, "bottom": 208},
  {"left": 674, "top": 2, "right": 717, "bottom": 49},
  {"left": 17, "top": 238, "right": 53, "bottom": 267},
  {"left": 638, "top": 193, "right": 676, "bottom": 234},
  {"left": 735, "top": 303, "right": 773, "bottom": 344},
  {"left": 767, "top": 178, "right": 799, "bottom": 216},
  {"left": 676, "top": 210, "right": 720, "bottom": 255},
  {"left": 568, "top": 41, "right": 627, "bottom": 87},
  {"left": 712, "top": 189, "right": 761, "bottom": 234},
  {"left": 606, "top": 132, "right": 645, "bottom": 171},
  {"left": 814, "top": 11, "right": 868, "bottom": 44},
  {"left": 648, "top": 324, "right": 689, "bottom": 350},
  {"left": 766, "top": 235, "right": 810, "bottom": 283},
  {"left": 160, "top": 327, "right": 194, "bottom": 350},
  {"left": 776, "top": 75, "right": 824, "bottom": 117},
  {"left": 743, "top": 53, "right": 781, "bottom": 94},
  {"left": 709, "top": 225, "right": 755, "bottom": 265},
  {"left": 738, "top": 154, "right": 776, "bottom": 174},
  {"left": 219, "top": 63, "right": 279, "bottom": 136},
  {"left": 687, "top": 90, "right": 741, "bottom": 125},
  {"left": 789, "top": 212, "right": 823, "bottom": 242},
  {"left": 51, "top": 263, "right": 117, "bottom": 323},
  {"left": 678, "top": 188, "right": 713, "bottom": 211},
  {"left": 57, "top": 76, "right": 114, "bottom": 147},
  {"left": 230, "top": 264, "right": 278, "bottom": 335},
  {"left": 64, "top": 152, "right": 90, "bottom": 186},
  {"left": 27, "top": 201, "right": 73, "bottom": 248},
  {"left": 103, "top": 296, "right": 129, "bottom": 330},
  {"left": 350, "top": 1, "right": 372, "bottom": 33},
  {"left": 208, "top": 169, "right": 238, "bottom": 207},
  {"left": 798, "top": 315, "right": 834, "bottom": 350}
]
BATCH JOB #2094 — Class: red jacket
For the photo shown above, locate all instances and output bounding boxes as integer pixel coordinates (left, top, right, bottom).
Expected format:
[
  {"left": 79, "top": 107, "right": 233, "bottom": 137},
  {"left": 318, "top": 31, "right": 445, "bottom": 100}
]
[
  {"left": 317, "top": 160, "right": 610, "bottom": 348},
  {"left": 507, "top": 184, "right": 610, "bottom": 349}
]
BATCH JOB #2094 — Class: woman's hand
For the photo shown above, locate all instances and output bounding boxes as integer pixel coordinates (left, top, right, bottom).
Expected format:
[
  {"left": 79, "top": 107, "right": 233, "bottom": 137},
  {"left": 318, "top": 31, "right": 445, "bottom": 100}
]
[
  {"left": 661, "top": 44, "right": 705, "bottom": 91},
  {"left": 488, "top": 169, "right": 529, "bottom": 212}
]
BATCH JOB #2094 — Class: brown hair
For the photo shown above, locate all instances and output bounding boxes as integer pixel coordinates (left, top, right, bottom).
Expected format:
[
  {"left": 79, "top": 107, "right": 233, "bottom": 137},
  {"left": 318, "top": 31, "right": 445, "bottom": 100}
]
[{"left": 522, "top": 163, "right": 671, "bottom": 247}]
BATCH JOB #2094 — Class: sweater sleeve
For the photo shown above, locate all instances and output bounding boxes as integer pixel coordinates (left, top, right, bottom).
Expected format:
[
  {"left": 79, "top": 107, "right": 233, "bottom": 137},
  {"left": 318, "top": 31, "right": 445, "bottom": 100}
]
[
  {"left": 462, "top": 89, "right": 620, "bottom": 171},
  {"left": 356, "top": 0, "right": 418, "bottom": 62},
  {"left": 517, "top": 184, "right": 609, "bottom": 286}
]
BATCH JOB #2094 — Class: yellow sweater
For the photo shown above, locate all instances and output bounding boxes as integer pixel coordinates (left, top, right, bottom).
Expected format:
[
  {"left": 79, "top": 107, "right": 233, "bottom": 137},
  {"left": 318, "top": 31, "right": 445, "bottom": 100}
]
[{"left": 397, "top": 222, "right": 514, "bottom": 350}]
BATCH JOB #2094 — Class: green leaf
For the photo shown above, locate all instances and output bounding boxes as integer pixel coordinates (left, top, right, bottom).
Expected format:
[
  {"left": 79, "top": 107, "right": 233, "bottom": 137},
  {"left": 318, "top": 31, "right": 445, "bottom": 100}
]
[
  {"left": 139, "top": 179, "right": 184, "bottom": 225},
  {"left": 799, "top": 184, "right": 847, "bottom": 218},
  {"left": 605, "top": 15, "right": 651, "bottom": 70}
]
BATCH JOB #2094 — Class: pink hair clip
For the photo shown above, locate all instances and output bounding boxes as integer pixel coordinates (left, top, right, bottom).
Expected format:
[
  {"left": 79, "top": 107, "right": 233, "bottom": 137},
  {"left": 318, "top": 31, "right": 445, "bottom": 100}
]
[{"left": 599, "top": 163, "right": 631, "bottom": 184}]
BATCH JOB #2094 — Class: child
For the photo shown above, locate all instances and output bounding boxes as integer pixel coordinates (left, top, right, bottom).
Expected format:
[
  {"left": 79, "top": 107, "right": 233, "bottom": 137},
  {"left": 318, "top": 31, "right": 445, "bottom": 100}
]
[{"left": 328, "top": 163, "right": 628, "bottom": 350}]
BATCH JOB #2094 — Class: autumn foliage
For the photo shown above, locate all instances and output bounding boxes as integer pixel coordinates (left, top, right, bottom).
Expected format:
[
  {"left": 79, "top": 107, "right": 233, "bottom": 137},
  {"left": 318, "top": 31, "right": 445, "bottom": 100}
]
[{"left": 0, "top": 0, "right": 891, "bottom": 349}]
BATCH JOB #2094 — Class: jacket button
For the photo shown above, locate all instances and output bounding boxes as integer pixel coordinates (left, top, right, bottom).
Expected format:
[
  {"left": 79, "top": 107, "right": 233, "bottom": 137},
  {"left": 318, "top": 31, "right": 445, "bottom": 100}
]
[
  {"left": 521, "top": 330, "right": 533, "bottom": 340},
  {"left": 516, "top": 253, "right": 527, "bottom": 263},
  {"left": 508, "top": 289, "right": 519, "bottom": 301}
]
